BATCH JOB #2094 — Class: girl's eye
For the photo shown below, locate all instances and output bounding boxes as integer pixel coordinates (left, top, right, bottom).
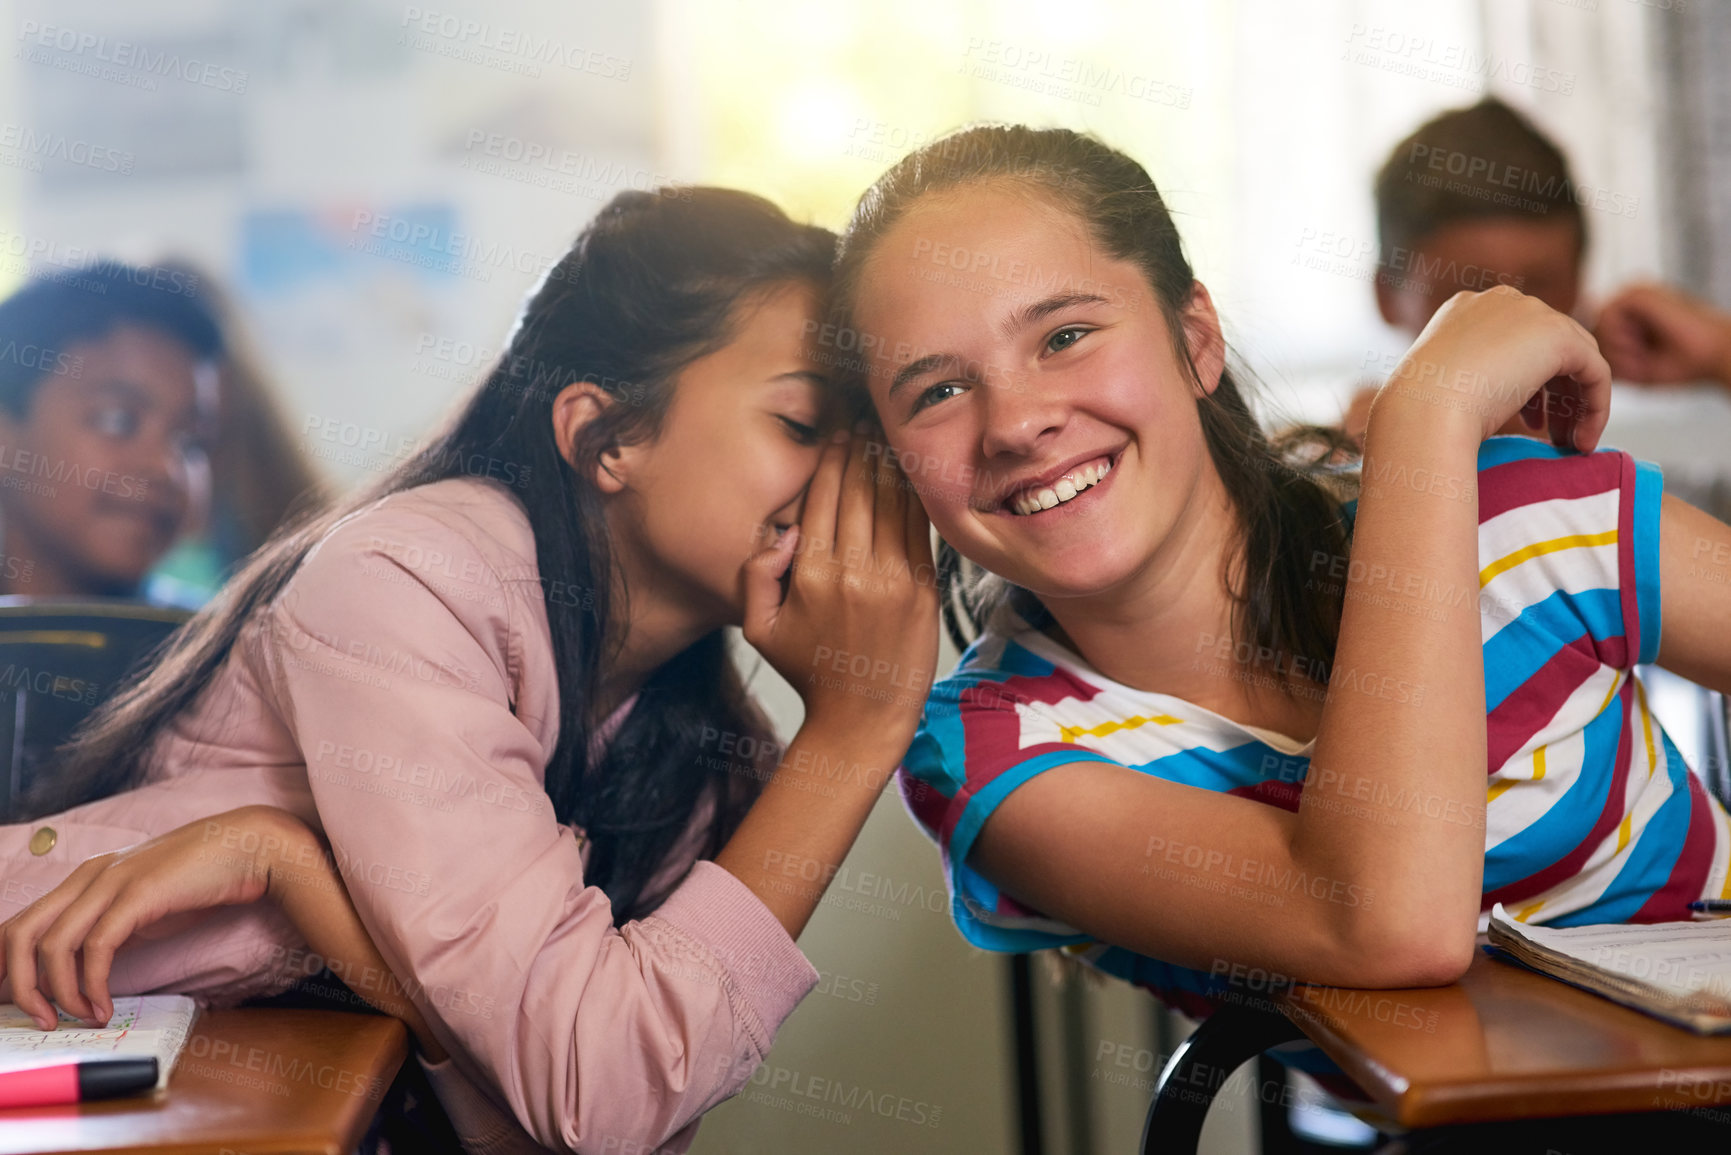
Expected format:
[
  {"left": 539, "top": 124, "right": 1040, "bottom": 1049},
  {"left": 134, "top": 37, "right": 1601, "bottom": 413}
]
[
  {"left": 90, "top": 406, "right": 139, "bottom": 438},
  {"left": 910, "top": 381, "right": 966, "bottom": 415},
  {"left": 1045, "top": 326, "right": 1091, "bottom": 355},
  {"left": 778, "top": 416, "right": 820, "bottom": 444}
]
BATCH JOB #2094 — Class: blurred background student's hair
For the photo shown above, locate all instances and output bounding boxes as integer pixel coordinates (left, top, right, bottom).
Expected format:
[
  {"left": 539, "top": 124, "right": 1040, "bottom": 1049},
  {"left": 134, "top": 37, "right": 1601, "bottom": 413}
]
[
  {"left": 0, "top": 259, "right": 222, "bottom": 603},
  {"left": 142, "top": 258, "right": 328, "bottom": 607}
]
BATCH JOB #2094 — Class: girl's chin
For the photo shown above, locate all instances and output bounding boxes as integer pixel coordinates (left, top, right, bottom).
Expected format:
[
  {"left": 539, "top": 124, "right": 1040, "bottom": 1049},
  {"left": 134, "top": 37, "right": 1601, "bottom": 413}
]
[{"left": 991, "top": 560, "right": 1140, "bottom": 604}]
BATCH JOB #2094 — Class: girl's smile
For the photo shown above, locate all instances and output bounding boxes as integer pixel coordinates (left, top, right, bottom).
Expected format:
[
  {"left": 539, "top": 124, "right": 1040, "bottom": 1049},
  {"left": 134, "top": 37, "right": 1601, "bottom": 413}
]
[{"left": 992, "top": 447, "right": 1119, "bottom": 517}]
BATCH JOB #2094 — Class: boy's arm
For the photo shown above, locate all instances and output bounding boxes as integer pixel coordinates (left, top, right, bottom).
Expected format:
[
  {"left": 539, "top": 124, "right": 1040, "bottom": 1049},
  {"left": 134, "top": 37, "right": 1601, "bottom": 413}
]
[{"left": 1658, "top": 494, "right": 1731, "bottom": 696}]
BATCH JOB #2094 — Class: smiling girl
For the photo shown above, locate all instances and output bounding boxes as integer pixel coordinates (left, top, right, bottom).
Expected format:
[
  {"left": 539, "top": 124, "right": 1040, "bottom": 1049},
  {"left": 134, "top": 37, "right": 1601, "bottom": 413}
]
[
  {"left": 0, "top": 188, "right": 937, "bottom": 1153},
  {"left": 832, "top": 125, "right": 1731, "bottom": 1015}
]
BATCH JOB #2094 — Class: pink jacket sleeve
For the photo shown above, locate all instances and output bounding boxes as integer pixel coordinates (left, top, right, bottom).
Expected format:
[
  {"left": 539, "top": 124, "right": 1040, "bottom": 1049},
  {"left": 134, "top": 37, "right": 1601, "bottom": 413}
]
[
  {"left": 260, "top": 501, "right": 817, "bottom": 1153},
  {"left": 0, "top": 757, "right": 316, "bottom": 1007}
]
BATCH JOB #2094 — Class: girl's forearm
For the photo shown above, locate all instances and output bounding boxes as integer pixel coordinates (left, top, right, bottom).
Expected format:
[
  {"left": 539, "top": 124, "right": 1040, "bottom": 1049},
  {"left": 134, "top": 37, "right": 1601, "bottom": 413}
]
[
  {"left": 1298, "top": 399, "right": 1488, "bottom": 971},
  {"left": 243, "top": 807, "right": 448, "bottom": 1061},
  {"left": 713, "top": 709, "right": 919, "bottom": 940}
]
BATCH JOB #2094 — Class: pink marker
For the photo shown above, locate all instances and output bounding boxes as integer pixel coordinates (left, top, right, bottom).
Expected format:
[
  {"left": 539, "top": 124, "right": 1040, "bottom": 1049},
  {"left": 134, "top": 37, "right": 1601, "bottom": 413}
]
[{"left": 0, "top": 1058, "right": 158, "bottom": 1109}]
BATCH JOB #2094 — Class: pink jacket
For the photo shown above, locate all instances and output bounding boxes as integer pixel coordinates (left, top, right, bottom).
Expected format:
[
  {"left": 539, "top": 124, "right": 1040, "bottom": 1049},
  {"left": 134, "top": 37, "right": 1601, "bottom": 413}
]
[{"left": 0, "top": 477, "right": 819, "bottom": 1153}]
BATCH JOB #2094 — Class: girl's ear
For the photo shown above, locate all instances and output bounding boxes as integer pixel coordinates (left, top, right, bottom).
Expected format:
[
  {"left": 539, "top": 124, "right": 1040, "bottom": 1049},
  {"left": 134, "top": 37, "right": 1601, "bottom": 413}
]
[
  {"left": 551, "top": 382, "right": 630, "bottom": 495},
  {"left": 1179, "top": 281, "right": 1227, "bottom": 397}
]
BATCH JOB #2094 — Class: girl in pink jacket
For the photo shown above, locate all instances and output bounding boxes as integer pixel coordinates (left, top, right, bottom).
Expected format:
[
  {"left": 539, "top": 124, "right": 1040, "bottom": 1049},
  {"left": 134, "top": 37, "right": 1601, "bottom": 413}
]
[{"left": 0, "top": 188, "right": 939, "bottom": 1153}]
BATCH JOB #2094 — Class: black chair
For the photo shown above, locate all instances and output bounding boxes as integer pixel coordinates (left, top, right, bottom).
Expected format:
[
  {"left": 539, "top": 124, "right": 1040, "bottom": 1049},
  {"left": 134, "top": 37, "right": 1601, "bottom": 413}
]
[
  {"left": 1702, "top": 688, "right": 1730, "bottom": 809},
  {"left": 0, "top": 596, "right": 190, "bottom": 820}
]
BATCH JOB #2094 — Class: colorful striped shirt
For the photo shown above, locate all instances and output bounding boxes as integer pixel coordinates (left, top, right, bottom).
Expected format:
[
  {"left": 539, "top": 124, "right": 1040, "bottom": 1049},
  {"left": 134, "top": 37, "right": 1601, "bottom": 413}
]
[{"left": 897, "top": 438, "right": 1729, "bottom": 1014}]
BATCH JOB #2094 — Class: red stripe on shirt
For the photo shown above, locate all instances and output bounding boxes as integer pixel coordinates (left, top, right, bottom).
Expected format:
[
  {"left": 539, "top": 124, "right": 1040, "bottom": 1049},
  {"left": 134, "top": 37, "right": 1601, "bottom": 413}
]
[
  {"left": 1477, "top": 452, "right": 1622, "bottom": 524},
  {"left": 1227, "top": 778, "right": 1303, "bottom": 813},
  {"left": 1614, "top": 451, "right": 1640, "bottom": 668},
  {"left": 1632, "top": 766, "right": 1717, "bottom": 923},
  {"left": 1485, "top": 632, "right": 1601, "bottom": 771},
  {"left": 898, "top": 765, "right": 951, "bottom": 841},
  {"left": 1483, "top": 678, "right": 1635, "bottom": 909},
  {"left": 938, "top": 666, "right": 1102, "bottom": 849}
]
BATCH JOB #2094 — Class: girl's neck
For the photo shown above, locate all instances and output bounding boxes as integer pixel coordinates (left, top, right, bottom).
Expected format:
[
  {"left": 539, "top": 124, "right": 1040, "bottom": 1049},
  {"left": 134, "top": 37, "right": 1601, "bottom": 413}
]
[
  {"left": 590, "top": 510, "right": 724, "bottom": 725},
  {"left": 1033, "top": 468, "right": 1323, "bottom": 744}
]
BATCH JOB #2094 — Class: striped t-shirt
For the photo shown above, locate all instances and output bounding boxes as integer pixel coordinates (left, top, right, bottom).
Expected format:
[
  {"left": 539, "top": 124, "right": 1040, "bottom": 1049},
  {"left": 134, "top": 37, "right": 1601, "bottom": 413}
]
[{"left": 898, "top": 438, "right": 1729, "bottom": 1014}]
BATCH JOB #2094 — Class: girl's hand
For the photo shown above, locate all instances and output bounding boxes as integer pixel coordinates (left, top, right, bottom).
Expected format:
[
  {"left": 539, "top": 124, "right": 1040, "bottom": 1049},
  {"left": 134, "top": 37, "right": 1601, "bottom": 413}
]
[
  {"left": 741, "top": 426, "right": 939, "bottom": 736},
  {"left": 1372, "top": 285, "right": 1612, "bottom": 454},
  {"left": 0, "top": 806, "right": 290, "bottom": 1030}
]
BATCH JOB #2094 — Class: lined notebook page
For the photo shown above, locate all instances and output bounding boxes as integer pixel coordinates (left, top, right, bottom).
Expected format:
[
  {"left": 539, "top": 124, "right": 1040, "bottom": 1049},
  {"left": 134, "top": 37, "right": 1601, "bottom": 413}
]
[
  {"left": 1489, "top": 903, "right": 1731, "bottom": 1031},
  {"left": 0, "top": 994, "right": 198, "bottom": 1088}
]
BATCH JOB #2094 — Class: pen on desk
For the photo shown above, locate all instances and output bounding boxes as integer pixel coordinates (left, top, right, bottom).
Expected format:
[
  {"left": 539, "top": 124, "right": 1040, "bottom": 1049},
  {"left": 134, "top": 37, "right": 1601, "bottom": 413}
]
[
  {"left": 0, "top": 1057, "right": 158, "bottom": 1109},
  {"left": 1688, "top": 899, "right": 1731, "bottom": 914}
]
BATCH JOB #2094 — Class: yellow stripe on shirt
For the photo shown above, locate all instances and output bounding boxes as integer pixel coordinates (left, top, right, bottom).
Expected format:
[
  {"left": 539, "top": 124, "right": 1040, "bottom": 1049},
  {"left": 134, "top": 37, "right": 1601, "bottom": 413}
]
[
  {"left": 1635, "top": 680, "right": 1657, "bottom": 780},
  {"left": 1614, "top": 683, "right": 1661, "bottom": 854},
  {"left": 1488, "top": 744, "right": 1547, "bottom": 805},
  {"left": 1060, "top": 713, "right": 1183, "bottom": 743},
  {"left": 1479, "top": 529, "right": 1617, "bottom": 588}
]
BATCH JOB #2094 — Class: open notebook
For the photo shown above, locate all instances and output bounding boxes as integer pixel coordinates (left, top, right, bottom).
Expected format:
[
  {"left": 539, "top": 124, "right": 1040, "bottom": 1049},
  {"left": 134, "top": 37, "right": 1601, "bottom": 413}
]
[
  {"left": 1487, "top": 903, "right": 1731, "bottom": 1034},
  {"left": 0, "top": 994, "right": 198, "bottom": 1090}
]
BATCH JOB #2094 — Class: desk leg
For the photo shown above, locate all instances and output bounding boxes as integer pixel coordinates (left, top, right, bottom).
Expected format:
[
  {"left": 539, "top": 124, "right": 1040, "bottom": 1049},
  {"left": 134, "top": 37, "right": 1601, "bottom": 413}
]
[{"left": 1141, "top": 1004, "right": 1306, "bottom": 1155}]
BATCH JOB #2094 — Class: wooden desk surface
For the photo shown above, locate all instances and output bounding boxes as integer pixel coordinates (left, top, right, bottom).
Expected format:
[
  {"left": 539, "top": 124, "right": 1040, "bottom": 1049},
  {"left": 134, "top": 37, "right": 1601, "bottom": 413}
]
[
  {"left": 0, "top": 1008, "right": 408, "bottom": 1155},
  {"left": 1282, "top": 948, "right": 1731, "bottom": 1128}
]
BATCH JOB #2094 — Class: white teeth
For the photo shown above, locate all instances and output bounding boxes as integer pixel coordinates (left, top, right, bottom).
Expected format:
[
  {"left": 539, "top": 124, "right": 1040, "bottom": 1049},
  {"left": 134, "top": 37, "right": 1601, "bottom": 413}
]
[{"left": 1006, "top": 456, "right": 1114, "bottom": 515}]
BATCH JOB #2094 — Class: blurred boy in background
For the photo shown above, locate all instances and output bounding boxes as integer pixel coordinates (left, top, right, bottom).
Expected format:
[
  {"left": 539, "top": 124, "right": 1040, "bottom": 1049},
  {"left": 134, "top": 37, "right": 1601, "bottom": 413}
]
[
  {"left": 1348, "top": 97, "right": 1731, "bottom": 446},
  {"left": 0, "top": 260, "right": 221, "bottom": 600},
  {"left": 1344, "top": 97, "right": 1585, "bottom": 442}
]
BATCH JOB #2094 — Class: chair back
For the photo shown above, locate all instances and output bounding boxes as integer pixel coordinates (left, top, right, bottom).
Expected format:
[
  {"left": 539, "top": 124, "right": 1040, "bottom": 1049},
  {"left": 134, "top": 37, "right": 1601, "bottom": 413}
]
[
  {"left": 0, "top": 597, "right": 191, "bottom": 820},
  {"left": 1707, "top": 688, "right": 1731, "bottom": 812}
]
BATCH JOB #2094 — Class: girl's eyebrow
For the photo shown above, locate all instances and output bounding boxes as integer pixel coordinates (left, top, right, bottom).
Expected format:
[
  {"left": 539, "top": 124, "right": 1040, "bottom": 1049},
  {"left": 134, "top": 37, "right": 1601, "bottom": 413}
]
[
  {"left": 995, "top": 291, "right": 1112, "bottom": 341},
  {"left": 887, "top": 291, "right": 1114, "bottom": 403},
  {"left": 769, "top": 370, "right": 828, "bottom": 389}
]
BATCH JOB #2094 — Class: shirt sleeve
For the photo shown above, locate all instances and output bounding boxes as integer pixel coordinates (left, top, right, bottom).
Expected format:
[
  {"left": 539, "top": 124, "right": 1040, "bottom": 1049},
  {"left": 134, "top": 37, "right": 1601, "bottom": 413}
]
[
  {"left": 260, "top": 505, "right": 816, "bottom": 1154},
  {"left": 1474, "top": 438, "right": 1664, "bottom": 700},
  {"left": 0, "top": 767, "right": 315, "bottom": 1007},
  {"left": 898, "top": 665, "right": 1121, "bottom": 954}
]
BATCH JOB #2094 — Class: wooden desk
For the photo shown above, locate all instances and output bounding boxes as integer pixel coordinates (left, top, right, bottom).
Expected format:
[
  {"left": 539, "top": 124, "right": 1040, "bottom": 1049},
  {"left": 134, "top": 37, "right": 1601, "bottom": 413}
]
[
  {"left": 0, "top": 1008, "right": 408, "bottom": 1155},
  {"left": 1282, "top": 949, "right": 1731, "bottom": 1128}
]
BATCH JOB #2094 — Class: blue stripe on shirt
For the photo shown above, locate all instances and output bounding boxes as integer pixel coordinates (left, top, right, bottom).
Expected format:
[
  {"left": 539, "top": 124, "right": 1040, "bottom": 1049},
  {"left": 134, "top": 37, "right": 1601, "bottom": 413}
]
[
  {"left": 1482, "top": 588, "right": 1621, "bottom": 711},
  {"left": 1482, "top": 679, "right": 1626, "bottom": 891}
]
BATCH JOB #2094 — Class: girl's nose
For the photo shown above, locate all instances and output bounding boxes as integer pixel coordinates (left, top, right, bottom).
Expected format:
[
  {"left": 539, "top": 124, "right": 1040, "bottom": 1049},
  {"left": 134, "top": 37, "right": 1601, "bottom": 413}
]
[{"left": 979, "top": 376, "right": 1066, "bottom": 459}]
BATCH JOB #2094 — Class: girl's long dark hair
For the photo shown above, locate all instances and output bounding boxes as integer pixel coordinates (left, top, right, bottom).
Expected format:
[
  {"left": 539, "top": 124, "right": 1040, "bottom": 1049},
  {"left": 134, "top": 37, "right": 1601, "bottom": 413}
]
[
  {"left": 23, "top": 188, "right": 837, "bottom": 923},
  {"left": 832, "top": 125, "right": 1357, "bottom": 683}
]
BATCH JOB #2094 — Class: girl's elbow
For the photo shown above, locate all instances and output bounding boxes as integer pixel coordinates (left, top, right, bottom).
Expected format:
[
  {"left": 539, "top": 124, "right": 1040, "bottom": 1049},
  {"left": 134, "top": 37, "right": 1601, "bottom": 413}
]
[
  {"left": 1388, "top": 935, "right": 1475, "bottom": 988},
  {"left": 1332, "top": 919, "right": 1476, "bottom": 988}
]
